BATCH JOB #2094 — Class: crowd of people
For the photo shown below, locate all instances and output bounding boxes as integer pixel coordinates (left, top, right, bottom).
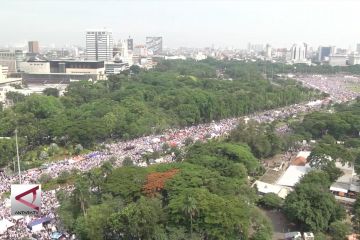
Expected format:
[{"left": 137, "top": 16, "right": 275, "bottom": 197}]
[
  {"left": 297, "top": 74, "right": 360, "bottom": 103},
  {"left": 0, "top": 74, "right": 357, "bottom": 239}
]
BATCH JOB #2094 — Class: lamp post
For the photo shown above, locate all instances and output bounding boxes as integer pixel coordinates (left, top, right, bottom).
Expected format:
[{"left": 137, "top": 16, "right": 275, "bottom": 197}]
[{"left": 14, "top": 129, "right": 21, "bottom": 184}]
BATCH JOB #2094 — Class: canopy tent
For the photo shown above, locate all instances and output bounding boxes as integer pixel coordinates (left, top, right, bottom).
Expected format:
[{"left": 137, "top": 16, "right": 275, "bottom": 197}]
[
  {"left": 51, "top": 232, "right": 65, "bottom": 240},
  {"left": 27, "top": 217, "right": 52, "bottom": 231},
  {"left": 86, "top": 152, "right": 100, "bottom": 159},
  {"left": 330, "top": 186, "right": 348, "bottom": 193},
  {"left": 0, "top": 219, "right": 14, "bottom": 234},
  {"left": 151, "top": 138, "right": 160, "bottom": 144},
  {"left": 4, "top": 198, "right": 10, "bottom": 208},
  {"left": 12, "top": 215, "right": 24, "bottom": 221}
]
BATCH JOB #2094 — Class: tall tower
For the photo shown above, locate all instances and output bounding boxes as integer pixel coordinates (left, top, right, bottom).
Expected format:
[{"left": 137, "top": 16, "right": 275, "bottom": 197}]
[
  {"left": 290, "top": 43, "right": 307, "bottom": 62},
  {"left": 265, "top": 44, "right": 272, "bottom": 59},
  {"left": 28, "top": 41, "right": 39, "bottom": 54},
  {"left": 127, "top": 37, "right": 134, "bottom": 51},
  {"left": 86, "top": 29, "right": 113, "bottom": 61}
]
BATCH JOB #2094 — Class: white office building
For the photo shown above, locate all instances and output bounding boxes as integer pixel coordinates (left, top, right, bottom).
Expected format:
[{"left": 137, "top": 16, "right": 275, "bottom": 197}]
[
  {"left": 0, "top": 65, "right": 8, "bottom": 82},
  {"left": 356, "top": 43, "right": 360, "bottom": 54},
  {"left": 86, "top": 29, "right": 113, "bottom": 61},
  {"left": 329, "top": 55, "right": 347, "bottom": 66},
  {"left": 290, "top": 43, "right": 309, "bottom": 63},
  {"left": 349, "top": 53, "right": 360, "bottom": 65},
  {"left": 265, "top": 44, "right": 272, "bottom": 59}
]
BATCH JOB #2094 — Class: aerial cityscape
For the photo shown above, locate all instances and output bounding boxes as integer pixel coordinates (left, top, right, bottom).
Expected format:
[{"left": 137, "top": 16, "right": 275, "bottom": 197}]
[{"left": 1, "top": 0, "right": 360, "bottom": 240}]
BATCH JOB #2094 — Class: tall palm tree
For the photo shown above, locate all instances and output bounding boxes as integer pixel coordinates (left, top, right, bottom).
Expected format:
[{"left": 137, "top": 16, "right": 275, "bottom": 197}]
[{"left": 182, "top": 195, "right": 198, "bottom": 238}]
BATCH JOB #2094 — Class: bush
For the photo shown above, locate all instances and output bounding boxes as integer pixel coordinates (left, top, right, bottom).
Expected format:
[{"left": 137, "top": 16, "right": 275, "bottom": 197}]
[
  {"left": 258, "top": 193, "right": 283, "bottom": 209},
  {"left": 74, "top": 144, "right": 84, "bottom": 155},
  {"left": 57, "top": 171, "right": 71, "bottom": 184},
  {"left": 329, "top": 221, "right": 351, "bottom": 240},
  {"left": 39, "top": 173, "right": 52, "bottom": 184},
  {"left": 38, "top": 151, "right": 49, "bottom": 160},
  {"left": 122, "top": 157, "right": 133, "bottom": 166},
  {"left": 48, "top": 143, "right": 60, "bottom": 156},
  {"left": 184, "top": 137, "right": 194, "bottom": 146}
]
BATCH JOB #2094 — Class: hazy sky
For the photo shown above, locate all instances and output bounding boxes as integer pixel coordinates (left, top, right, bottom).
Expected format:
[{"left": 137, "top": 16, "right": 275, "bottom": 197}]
[{"left": 1, "top": 0, "right": 360, "bottom": 49}]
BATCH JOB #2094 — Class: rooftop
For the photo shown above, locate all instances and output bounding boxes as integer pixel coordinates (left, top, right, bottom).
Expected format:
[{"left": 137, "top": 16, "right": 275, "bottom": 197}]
[{"left": 276, "top": 165, "right": 312, "bottom": 187}]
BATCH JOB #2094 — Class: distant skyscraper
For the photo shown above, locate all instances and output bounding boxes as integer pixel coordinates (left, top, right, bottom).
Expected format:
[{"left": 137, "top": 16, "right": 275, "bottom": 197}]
[
  {"left": 146, "top": 37, "right": 163, "bottom": 55},
  {"left": 356, "top": 43, "right": 360, "bottom": 54},
  {"left": 318, "top": 46, "right": 335, "bottom": 62},
  {"left": 15, "top": 50, "right": 25, "bottom": 72},
  {"left": 86, "top": 29, "right": 113, "bottom": 61},
  {"left": 290, "top": 43, "right": 308, "bottom": 62},
  {"left": 265, "top": 44, "right": 272, "bottom": 59},
  {"left": 127, "top": 37, "right": 133, "bottom": 51},
  {"left": 28, "top": 41, "right": 39, "bottom": 54},
  {"left": 247, "top": 43, "right": 264, "bottom": 53}
]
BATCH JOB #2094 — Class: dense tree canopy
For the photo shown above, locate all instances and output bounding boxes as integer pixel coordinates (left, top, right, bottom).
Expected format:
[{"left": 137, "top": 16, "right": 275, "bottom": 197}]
[
  {"left": 0, "top": 59, "right": 321, "bottom": 168},
  {"left": 57, "top": 140, "right": 268, "bottom": 240},
  {"left": 284, "top": 171, "right": 345, "bottom": 232}
]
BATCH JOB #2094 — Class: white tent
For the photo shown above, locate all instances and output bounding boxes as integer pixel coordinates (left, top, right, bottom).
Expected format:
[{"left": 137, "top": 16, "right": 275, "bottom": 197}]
[
  {"left": 296, "top": 151, "right": 311, "bottom": 159},
  {"left": 31, "top": 224, "right": 43, "bottom": 232},
  {"left": 155, "top": 158, "right": 165, "bottom": 163},
  {"left": 4, "top": 199, "right": 10, "bottom": 208},
  {"left": 0, "top": 219, "right": 14, "bottom": 234},
  {"left": 151, "top": 138, "right": 160, "bottom": 143},
  {"left": 12, "top": 215, "right": 23, "bottom": 221}
]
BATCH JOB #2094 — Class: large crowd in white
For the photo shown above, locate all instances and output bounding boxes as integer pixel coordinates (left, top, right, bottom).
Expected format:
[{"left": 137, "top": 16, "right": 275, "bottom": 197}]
[{"left": 0, "top": 74, "right": 359, "bottom": 239}]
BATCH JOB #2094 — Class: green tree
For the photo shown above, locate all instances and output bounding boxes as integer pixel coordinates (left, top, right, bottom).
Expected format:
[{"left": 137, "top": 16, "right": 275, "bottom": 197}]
[
  {"left": 130, "top": 65, "right": 141, "bottom": 74},
  {"left": 43, "top": 88, "right": 60, "bottom": 97},
  {"left": 122, "top": 157, "right": 133, "bottom": 166},
  {"left": 168, "top": 188, "right": 251, "bottom": 239},
  {"left": 329, "top": 221, "right": 351, "bottom": 240},
  {"left": 107, "top": 197, "right": 165, "bottom": 240},
  {"left": 182, "top": 195, "right": 198, "bottom": 238},
  {"left": 5, "top": 91, "right": 25, "bottom": 104},
  {"left": 258, "top": 193, "right": 283, "bottom": 209},
  {"left": 284, "top": 171, "right": 345, "bottom": 232}
]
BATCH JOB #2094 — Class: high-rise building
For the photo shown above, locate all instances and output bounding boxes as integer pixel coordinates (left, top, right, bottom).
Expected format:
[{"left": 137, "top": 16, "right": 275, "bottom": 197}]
[
  {"left": 15, "top": 50, "right": 25, "bottom": 72},
  {"left": 86, "top": 29, "right": 113, "bottom": 61},
  {"left": 247, "top": 43, "right": 264, "bottom": 53},
  {"left": 290, "top": 43, "right": 308, "bottom": 63},
  {"left": 0, "top": 50, "right": 17, "bottom": 73},
  {"left": 146, "top": 37, "right": 163, "bottom": 55},
  {"left": 127, "top": 37, "right": 133, "bottom": 51},
  {"left": 28, "top": 41, "right": 39, "bottom": 54},
  {"left": 265, "top": 44, "right": 272, "bottom": 59},
  {"left": 356, "top": 43, "right": 360, "bottom": 54},
  {"left": 318, "top": 46, "right": 335, "bottom": 62},
  {"left": 349, "top": 53, "right": 360, "bottom": 65}
]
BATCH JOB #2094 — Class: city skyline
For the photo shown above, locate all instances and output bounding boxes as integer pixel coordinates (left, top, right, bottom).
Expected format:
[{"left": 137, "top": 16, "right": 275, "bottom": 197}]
[{"left": 1, "top": 0, "right": 360, "bottom": 49}]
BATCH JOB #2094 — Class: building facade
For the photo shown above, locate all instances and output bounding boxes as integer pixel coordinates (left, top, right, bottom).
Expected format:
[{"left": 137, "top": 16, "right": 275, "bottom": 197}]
[
  {"left": 349, "top": 54, "right": 360, "bottom": 65},
  {"left": 127, "top": 38, "right": 133, "bottom": 51},
  {"left": 146, "top": 37, "right": 163, "bottom": 55},
  {"left": 0, "top": 50, "right": 17, "bottom": 73},
  {"left": 329, "top": 55, "right": 347, "bottom": 66},
  {"left": 50, "top": 60, "right": 105, "bottom": 76},
  {"left": 19, "top": 61, "right": 50, "bottom": 73},
  {"left": 0, "top": 65, "right": 8, "bottom": 82},
  {"left": 86, "top": 29, "right": 113, "bottom": 61},
  {"left": 356, "top": 43, "right": 360, "bottom": 54},
  {"left": 290, "top": 43, "right": 307, "bottom": 62},
  {"left": 28, "top": 41, "right": 39, "bottom": 54},
  {"left": 22, "top": 73, "right": 98, "bottom": 84},
  {"left": 318, "top": 46, "right": 335, "bottom": 62},
  {"left": 265, "top": 44, "right": 272, "bottom": 59}
]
